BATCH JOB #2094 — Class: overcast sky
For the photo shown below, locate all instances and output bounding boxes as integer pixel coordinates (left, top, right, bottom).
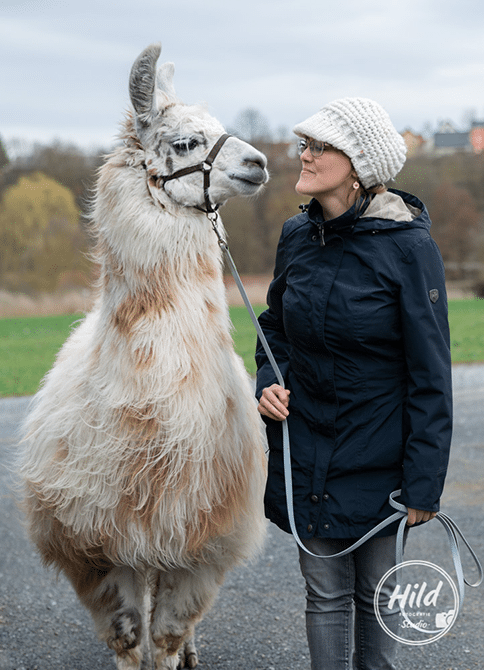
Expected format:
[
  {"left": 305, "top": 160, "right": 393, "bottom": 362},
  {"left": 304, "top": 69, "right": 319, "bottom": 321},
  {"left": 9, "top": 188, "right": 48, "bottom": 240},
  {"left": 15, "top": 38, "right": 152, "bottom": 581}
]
[{"left": 1, "top": 0, "right": 484, "bottom": 154}]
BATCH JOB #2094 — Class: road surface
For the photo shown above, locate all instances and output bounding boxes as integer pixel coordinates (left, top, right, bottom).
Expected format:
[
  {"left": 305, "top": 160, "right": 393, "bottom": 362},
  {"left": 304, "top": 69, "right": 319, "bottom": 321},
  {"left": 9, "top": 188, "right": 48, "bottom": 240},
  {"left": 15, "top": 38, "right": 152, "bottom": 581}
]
[{"left": 0, "top": 365, "right": 483, "bottom": 669}]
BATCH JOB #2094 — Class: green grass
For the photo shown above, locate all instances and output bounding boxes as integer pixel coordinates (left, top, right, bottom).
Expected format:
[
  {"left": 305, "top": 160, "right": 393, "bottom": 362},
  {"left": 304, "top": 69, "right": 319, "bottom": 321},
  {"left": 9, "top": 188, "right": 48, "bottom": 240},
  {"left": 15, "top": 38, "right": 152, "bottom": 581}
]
[
  {"left": 1, "top": 299, "right": 483, "bottom": 397},
  {"left": 448, "top": 298, "right": 484, "bottom": 363},
  {"left": 230, "top": 305, "right": 266, "bottom": 376},
  {"left": 0, "top": 314, "right": 85, "bottom": 397}
]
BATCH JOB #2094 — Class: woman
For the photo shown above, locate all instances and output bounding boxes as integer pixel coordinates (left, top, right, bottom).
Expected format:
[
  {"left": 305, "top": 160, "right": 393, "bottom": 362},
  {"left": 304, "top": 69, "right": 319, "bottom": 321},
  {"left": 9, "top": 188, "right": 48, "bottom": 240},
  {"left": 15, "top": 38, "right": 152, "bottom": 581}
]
[{"left": 255, "top": 98, "right": 452, "bottom": 670}]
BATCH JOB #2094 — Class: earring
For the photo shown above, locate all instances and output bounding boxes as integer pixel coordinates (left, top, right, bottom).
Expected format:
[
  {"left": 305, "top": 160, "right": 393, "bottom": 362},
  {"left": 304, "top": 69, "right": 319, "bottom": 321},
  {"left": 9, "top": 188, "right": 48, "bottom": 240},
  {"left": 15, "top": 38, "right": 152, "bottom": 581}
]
[{"left": 353, "top": 181, "right": 360, "bottom": 190}]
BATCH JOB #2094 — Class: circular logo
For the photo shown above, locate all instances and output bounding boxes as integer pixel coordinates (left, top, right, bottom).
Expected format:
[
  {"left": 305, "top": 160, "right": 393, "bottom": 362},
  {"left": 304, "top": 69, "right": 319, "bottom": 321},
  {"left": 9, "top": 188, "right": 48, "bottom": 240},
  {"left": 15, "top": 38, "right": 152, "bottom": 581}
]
[{"left": 373, "top": 560, "right": 459, "bottom": 646}]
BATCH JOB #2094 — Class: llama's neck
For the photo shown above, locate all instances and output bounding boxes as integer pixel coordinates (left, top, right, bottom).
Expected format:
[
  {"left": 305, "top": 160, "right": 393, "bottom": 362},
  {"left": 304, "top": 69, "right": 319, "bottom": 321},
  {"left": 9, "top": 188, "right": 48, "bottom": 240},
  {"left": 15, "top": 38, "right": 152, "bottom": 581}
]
[
  {"left": 92, "top": 144, "right": 227, "bottom": 308},
  {"left": 87, "top": 143, "right": 236, "bottom": 408}
]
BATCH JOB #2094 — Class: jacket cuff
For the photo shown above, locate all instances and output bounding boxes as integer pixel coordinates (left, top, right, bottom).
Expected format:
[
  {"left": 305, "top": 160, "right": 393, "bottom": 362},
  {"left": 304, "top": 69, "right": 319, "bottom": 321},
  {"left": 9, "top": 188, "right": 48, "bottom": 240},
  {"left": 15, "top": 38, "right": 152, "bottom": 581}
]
[{"left": 400, "top": 469, "right": 446, "bottom": 512}]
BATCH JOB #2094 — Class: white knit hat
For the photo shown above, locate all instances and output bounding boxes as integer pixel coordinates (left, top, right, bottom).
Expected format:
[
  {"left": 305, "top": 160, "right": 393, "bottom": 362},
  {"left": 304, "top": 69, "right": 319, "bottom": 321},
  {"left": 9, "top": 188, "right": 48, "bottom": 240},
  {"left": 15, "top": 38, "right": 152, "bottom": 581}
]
[{"left": 293, "top": 97, "right": 407, "bottom": 189}]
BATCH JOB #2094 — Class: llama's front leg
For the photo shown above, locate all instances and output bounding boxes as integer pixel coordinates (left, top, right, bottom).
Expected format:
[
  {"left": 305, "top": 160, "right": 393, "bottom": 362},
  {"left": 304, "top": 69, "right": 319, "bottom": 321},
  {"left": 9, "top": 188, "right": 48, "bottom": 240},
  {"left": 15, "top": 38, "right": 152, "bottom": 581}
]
[
  {"left": 178, "top": 628, "right": 197, "bottom": 670},
  {"left": 151, "top": 563, "right": 225, "bottom": 669},
  {"left": 89, "top": 565, "right": 147, "bottom": 670}
]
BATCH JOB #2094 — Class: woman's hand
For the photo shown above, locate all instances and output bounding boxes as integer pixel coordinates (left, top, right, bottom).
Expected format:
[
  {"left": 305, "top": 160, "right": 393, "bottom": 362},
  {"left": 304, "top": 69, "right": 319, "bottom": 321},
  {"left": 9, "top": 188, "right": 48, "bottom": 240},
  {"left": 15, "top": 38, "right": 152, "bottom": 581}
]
[
  {"left": 258, "top": 384, "right": 291, "bottom": 421},
  {"left": 406, "top": 508, "right": 437, "bottom": 526}
]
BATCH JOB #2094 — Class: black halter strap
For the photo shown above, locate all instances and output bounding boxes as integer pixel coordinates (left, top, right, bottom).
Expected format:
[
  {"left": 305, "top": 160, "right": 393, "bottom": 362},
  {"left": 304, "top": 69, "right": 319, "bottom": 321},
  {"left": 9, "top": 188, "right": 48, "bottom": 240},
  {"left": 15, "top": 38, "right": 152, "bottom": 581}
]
[{"left": 151, "top": 133, "right": 232, "bottom": 214}]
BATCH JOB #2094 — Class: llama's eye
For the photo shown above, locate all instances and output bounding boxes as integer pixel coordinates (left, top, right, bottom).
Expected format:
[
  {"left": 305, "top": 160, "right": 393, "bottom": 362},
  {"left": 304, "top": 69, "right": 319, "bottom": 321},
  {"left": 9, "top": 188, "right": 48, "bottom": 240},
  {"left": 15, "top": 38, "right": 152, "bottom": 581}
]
[{"left": 172, "top": 138, "right": 200, "bottom": 155}]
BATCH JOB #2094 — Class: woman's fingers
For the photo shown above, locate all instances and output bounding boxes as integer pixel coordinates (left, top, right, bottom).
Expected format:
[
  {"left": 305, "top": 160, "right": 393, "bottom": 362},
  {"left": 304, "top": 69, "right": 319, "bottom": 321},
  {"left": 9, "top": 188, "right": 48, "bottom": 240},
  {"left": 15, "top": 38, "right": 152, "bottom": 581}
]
[
  {"left": 258, "top": 384, "right": 290, "bottom": 421},
  {"left": 406, "top": 508, "right": 437, "bottom": 526}
]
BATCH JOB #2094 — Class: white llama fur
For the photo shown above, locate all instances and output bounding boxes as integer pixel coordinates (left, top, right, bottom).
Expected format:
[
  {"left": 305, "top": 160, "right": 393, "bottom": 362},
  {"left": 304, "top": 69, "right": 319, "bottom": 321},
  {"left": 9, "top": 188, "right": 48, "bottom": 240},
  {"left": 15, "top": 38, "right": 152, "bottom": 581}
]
[{"left": 19, "top": 43, "right": 268, "bottom": 670}]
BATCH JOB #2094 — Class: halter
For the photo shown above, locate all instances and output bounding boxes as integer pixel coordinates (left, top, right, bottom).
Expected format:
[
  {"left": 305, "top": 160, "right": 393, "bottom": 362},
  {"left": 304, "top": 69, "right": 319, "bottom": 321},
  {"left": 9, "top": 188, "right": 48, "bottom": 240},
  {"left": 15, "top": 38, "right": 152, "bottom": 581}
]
[{"left": 146, "top": 133, "right": 232, "bottom": 214}]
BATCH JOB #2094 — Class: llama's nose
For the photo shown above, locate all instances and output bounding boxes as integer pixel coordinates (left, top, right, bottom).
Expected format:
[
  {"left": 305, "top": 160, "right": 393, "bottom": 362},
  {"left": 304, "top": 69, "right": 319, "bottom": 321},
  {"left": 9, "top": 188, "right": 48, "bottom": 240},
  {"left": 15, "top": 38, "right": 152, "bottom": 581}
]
[{"left": 244, "top": 153, "right": 267, "bottom": 170}]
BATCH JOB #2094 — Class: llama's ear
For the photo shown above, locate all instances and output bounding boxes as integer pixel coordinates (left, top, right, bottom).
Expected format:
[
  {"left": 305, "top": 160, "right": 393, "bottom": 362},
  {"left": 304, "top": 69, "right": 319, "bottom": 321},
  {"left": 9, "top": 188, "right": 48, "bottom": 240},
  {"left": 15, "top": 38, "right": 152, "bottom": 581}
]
[
  {"left": 156, "top": 62, "right": 177, "bottom": 107},
  {"left": 129, "top": 43, "right": 162, "bottom": 128}
]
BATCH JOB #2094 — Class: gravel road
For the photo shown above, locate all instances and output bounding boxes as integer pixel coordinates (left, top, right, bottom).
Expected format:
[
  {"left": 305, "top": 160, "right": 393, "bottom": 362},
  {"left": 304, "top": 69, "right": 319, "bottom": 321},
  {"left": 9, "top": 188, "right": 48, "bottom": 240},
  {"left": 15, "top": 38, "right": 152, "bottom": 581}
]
[{"left": 0, "top": 365, "right": 483, "bottom": 669}]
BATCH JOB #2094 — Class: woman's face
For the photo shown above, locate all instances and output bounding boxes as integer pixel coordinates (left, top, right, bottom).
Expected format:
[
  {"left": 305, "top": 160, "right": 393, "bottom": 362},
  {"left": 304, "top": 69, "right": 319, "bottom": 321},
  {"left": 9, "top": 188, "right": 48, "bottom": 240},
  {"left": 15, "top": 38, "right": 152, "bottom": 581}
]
[{"left": 295, "top": 138, "right": 355, "bottom": 204}]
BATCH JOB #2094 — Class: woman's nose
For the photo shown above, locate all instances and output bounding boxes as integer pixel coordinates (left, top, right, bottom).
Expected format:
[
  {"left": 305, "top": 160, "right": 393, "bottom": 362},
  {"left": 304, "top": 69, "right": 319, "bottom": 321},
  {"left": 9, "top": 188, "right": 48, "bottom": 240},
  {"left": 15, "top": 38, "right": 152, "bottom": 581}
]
[{"left": 300, "top": 146, "right": 313, "bottom": 161}]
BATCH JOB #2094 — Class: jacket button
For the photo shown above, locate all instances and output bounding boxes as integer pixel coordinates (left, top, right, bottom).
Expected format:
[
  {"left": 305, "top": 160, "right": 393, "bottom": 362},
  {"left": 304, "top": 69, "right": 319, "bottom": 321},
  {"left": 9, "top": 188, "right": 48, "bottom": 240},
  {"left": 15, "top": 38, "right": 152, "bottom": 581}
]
[
  {"left": 323, "top": 523, "right": 330, "bottom": 530},
  {"left": 307, "top": 524, "right": 313, "bottom": 532},
  {"left": 311, "top": 235, "right": 317, "bottom": 242},
  {"left": 323, "top": 493, "right": 329, "bottom": 500},
  {"left": 311, "top": 495, "right": 319, "bottom": 503}
]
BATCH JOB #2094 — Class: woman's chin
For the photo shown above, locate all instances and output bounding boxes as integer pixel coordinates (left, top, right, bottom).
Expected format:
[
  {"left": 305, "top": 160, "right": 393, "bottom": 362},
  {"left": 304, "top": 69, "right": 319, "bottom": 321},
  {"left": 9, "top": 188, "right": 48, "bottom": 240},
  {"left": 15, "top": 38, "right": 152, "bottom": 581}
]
[{"left": 295, "top": 179, "right": 309, "bottom": 196}]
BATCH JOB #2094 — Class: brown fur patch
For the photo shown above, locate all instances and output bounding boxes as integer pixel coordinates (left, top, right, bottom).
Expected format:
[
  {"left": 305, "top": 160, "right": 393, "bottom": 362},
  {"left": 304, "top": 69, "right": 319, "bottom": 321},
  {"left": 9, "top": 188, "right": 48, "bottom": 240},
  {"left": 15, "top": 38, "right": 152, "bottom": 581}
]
[
  {"left": 118, "top": 454, "right": 171, "bottom": 531},
  {"left": 195, "top": 253, "right": 217, "bottom": 281},
  {"left": 90, "top": 343, "right": 102, "bottom": 369},
  {"left": 114, "top": 405, "right": 166, "bottom": 529},
  {"left": 113, "top": 267, "right": 177, "bottom": 336},
  {"left": 186, "top": 448, "right": 253, "bottom": 554},
  {"left": 205, "top": 298, "right": 218, "bottom": 314},
  {"left": 53, "top": 439, "right": 69, "bottom": 464},
  {"left": 117, "top": 404, "right": 160, "bottom": 441},
  {"left": 134, "top": 343, "right": 155, "bottom": 370},
  {"left": 153, "top": 632, "right": 184, "bottom": 656},
  {"left": 28, "top": 506, "right": 114, "bottom": 604}
]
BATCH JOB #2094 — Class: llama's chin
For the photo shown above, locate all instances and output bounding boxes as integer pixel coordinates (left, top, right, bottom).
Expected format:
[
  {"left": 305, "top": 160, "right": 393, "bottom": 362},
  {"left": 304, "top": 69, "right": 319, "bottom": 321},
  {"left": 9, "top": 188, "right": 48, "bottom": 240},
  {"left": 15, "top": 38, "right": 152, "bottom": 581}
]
[{"left": 228, "top": 175, "right": 267, "bottom": 196}]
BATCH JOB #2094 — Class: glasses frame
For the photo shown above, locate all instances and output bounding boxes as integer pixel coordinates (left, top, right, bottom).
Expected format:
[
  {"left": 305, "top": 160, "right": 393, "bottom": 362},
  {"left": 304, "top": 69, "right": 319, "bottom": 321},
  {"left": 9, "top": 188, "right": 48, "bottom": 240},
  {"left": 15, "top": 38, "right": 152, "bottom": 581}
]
[{"left": 297, "top": 138, "right": 330, "bottom": 158}]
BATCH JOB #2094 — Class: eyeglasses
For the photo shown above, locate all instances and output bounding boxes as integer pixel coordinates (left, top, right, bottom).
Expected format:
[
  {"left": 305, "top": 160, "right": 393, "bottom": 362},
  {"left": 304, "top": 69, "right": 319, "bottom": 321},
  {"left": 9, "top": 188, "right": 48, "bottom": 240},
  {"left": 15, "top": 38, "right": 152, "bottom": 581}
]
[{"left": 297, "top": 138, "right": 329, "bottom": 158}]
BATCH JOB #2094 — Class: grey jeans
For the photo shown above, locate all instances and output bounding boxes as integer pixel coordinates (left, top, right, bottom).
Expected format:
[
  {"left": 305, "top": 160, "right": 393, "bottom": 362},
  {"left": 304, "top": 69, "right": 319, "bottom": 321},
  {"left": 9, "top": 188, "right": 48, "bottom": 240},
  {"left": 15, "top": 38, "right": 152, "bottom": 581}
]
[{"left": 298, "top": 534, "right": 403, "bottom": 670}]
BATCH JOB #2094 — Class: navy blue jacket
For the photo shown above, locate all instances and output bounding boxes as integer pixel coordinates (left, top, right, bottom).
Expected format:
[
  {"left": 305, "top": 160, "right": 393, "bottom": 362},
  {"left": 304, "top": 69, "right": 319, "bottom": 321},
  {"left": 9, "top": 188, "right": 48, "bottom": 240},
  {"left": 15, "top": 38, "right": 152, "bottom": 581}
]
[{"left": 255, "top": 189, "right": 452, "bottom": 539}]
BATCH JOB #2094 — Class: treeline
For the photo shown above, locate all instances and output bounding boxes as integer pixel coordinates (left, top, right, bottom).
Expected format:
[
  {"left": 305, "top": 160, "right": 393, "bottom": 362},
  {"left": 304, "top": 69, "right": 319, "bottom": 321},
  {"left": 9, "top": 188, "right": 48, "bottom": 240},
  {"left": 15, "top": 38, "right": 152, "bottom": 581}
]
[
  {"left": 1, "top": 133, "right": 484, "bottom": 296},
  {"left": 0, "top": 139, "right": 103, "bottom": 293},
  {"left": 392, "top": 151, "right": 484, "bottom": 281}
]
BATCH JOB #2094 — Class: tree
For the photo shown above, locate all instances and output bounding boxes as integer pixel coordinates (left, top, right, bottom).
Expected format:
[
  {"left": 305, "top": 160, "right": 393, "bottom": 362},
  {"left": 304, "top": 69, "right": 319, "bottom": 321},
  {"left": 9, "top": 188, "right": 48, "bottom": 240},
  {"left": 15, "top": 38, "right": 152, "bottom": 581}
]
[
  {"left": 0, "top": 136, "right": 9, "bottom": 170},
  {"left": 2, "top": 140, "right": 104, "bottom": 213},
  {"left": 0, "top": 171, "right": 90, "bottom": 292},
  {"left": 429, "top": 182, "right": 480, "bottom": 267}
]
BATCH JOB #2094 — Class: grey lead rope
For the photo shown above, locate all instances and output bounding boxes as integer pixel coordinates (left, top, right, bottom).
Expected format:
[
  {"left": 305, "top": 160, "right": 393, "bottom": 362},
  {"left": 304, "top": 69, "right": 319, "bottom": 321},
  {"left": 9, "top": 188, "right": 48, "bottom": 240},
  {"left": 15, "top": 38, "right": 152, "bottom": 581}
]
[{"left": 210, "top": 214, "right": 482, "bottom": 613}]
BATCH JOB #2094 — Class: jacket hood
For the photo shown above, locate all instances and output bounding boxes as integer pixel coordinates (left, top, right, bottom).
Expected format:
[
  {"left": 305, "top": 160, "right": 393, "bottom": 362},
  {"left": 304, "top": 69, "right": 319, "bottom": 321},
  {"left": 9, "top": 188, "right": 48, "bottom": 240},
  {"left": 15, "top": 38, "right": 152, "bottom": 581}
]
[{"left": 307, "top": 189, "right": 431, "bottom": 236}]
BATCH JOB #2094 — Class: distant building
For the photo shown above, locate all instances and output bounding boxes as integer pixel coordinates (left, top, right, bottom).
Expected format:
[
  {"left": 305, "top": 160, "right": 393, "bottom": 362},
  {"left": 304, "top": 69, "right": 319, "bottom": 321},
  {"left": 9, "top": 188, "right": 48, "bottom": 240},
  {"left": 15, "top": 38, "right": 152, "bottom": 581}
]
[
  {"left": 401, "top": 129, "right": 426, "bottom": 156},
  {"left": 433, "top": 121, "right": 471, "bottom": 154},
  {"left": 470, "top": 120, "right": 484, "bottom": 154}
]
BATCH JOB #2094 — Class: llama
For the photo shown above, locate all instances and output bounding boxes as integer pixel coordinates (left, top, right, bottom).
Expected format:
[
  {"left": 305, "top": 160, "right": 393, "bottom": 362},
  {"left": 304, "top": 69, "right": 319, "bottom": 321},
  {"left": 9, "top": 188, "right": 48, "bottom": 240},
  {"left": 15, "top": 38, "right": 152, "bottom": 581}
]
[{"left": 19, "top": 43, "right": 268, "bottom": 670}]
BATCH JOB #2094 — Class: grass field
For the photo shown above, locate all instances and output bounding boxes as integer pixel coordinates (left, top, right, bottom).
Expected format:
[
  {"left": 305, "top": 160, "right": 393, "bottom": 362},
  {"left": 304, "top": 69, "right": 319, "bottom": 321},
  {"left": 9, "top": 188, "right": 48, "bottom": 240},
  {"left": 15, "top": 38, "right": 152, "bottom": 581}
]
[{"left": 1, "top": 299, "right": 483, "bottom": 397}]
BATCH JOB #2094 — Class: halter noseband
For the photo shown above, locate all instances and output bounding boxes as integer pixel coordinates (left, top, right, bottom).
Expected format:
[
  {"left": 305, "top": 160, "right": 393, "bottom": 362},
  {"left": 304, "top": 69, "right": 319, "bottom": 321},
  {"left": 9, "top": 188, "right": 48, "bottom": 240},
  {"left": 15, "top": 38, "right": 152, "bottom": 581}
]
[{"left": 147, "top": 133, "right": 232, "bottom": 214}]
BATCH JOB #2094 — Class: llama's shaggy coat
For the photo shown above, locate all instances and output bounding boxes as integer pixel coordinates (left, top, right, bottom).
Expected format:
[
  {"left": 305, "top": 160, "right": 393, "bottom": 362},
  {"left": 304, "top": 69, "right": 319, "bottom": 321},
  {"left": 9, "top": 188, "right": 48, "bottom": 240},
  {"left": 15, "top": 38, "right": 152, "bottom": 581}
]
[{"left": 20, "top": 43, "right": 268, "bottom": 670}]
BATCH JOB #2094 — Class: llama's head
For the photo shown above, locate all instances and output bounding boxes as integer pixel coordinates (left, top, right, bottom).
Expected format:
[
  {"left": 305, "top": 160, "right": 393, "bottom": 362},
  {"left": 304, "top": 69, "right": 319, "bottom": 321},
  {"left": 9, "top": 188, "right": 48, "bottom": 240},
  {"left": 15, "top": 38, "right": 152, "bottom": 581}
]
[{"left": 129, "top": 43, "right": 269, "bottom": 212}]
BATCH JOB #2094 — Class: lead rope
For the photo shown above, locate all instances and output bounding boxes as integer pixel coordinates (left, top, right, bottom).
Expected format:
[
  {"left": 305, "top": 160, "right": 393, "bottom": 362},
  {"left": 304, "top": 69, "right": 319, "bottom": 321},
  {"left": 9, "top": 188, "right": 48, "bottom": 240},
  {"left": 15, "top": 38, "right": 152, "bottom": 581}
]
[{"left": 209, "top": 213, "right": 482, "bottom": 614}]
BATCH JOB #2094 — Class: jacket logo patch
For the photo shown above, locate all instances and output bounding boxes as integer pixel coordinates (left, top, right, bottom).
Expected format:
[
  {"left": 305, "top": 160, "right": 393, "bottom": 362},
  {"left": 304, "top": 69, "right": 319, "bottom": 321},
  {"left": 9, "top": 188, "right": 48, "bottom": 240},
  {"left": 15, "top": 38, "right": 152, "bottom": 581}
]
[{"left": 429, "top": 289, "right": 439, "bottom": 303}]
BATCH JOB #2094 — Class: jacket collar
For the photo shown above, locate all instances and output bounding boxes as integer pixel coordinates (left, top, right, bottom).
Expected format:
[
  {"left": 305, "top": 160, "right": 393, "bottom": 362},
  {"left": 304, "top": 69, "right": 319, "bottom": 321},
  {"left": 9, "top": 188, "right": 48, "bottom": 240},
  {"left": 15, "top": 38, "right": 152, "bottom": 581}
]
[
  {"left": 306, "top": 196, "right": 371, "bottom": 244},
  {"left": 306, "top": 189, "right": 430, "bottom": 241}
]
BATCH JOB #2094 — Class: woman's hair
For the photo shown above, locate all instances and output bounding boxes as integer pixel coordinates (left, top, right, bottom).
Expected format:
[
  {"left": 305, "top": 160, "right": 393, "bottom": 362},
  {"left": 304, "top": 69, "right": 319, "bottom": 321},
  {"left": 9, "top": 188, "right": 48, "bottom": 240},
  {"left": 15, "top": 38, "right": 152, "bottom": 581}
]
[
  {"left": 353, "top": 182, "right": 387, "bottom": 215},
  {"left": 358, "top": 183, "right": 387, "bottom": 198}
]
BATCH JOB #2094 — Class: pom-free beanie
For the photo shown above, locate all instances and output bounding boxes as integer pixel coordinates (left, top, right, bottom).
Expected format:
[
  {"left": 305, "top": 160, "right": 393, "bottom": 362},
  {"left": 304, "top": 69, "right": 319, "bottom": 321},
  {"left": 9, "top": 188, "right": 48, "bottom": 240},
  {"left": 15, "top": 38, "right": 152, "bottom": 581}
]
[{"left": 293, "top": 97, "right": 407, "bottom": 189}]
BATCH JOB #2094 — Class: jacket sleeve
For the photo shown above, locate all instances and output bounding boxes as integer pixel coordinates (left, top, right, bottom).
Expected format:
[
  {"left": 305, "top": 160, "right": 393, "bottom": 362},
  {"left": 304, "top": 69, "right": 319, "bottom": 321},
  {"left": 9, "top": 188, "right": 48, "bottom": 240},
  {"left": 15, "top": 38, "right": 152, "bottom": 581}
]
[
  {"left": 255, "top": 227, "right": 291, "bottom": 400},
  {"left": 398, "top": 234, "right": 453, "bottom": 512}
]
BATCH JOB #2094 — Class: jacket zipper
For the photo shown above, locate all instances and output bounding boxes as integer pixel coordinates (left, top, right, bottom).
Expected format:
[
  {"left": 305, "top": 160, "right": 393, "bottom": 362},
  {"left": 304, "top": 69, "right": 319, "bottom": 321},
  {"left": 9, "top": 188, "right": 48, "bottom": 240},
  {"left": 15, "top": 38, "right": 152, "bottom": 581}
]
[{"left": 318, "top": 223, "right": 325, "bottom": 247}]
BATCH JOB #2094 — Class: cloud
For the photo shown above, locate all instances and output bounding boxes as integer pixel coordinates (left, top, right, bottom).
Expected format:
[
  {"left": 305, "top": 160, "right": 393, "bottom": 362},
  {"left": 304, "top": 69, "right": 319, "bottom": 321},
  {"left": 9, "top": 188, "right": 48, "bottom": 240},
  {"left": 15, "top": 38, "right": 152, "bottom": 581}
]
[{"left": 1, "top": 0, "right": 484, "bottom": 149}]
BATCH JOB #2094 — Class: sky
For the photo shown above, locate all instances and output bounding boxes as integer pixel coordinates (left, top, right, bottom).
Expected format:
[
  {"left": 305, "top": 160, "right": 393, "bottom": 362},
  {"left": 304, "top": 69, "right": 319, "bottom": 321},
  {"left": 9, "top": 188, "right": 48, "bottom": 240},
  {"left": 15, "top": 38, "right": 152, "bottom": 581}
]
[{"left": 1, "top": 0, "right": 484, "bottom": 155}]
